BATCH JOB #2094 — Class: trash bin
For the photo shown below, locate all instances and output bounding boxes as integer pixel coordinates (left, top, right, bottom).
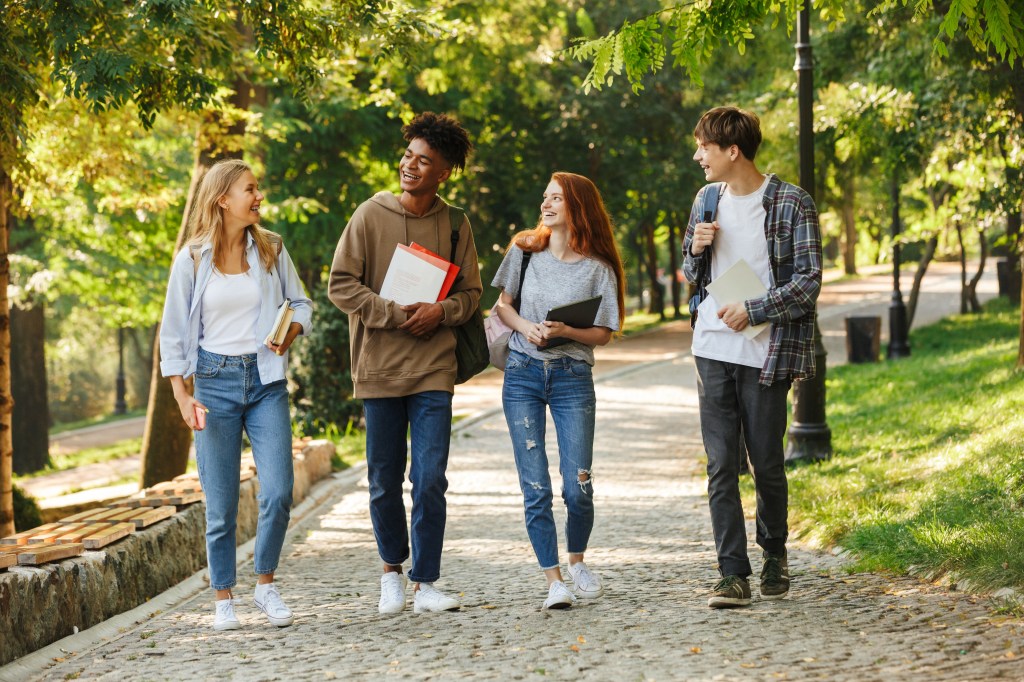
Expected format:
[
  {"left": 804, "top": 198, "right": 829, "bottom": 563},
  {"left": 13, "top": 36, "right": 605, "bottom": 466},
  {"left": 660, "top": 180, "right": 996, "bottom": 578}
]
[{"left": 845, "top": 316, "right": 881, "bottom": 364}]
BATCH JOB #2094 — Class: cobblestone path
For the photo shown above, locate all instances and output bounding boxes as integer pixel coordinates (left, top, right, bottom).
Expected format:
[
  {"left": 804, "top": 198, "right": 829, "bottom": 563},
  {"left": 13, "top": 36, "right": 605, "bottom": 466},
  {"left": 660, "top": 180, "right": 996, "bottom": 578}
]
[{"left": 35, "top": 355, "right": 1023, "bottom": 681}]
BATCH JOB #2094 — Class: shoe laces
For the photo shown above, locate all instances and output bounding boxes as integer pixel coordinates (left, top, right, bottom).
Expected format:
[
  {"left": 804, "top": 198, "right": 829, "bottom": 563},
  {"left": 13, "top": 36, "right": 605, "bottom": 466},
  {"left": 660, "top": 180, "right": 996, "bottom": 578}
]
[
  {"left": 382, "top": 574, "right": 405, "bottom": 602},
  {"left": 715, "top": 575, "right": 743, "bottom": 591},
  {"left": 258, "top": 583, "right": 288, "bottom": 614},
  {"left": 763, "top": 556, "right": 784, "bottom": 582},
  {"left": 571, "top": 562, "right": 598, "bottom": 588},
  {"left": 216, "top": 599, "right": 237, "bottom": 619}
]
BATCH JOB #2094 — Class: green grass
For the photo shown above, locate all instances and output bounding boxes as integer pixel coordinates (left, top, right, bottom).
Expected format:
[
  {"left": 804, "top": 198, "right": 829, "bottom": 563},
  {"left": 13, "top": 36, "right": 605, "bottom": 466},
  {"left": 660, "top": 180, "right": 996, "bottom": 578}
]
[
  {"left": 622, "top": 308, "right": 688, "bottom": 336},
  {"left": 49, "top": 409, "right": 146, "bottom": 436},
  {"left": 14, "top": 438, "right": 143, "bottom": 481},
  {"left": 762, "top": 298, "right": 1024, "bottom": 591}
]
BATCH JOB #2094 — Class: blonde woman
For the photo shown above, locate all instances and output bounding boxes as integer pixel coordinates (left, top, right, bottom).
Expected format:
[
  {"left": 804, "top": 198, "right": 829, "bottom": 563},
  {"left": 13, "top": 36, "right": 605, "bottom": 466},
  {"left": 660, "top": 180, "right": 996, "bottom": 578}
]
[{"left": 160, "top": 159, "right": 312, "bottom": 630}]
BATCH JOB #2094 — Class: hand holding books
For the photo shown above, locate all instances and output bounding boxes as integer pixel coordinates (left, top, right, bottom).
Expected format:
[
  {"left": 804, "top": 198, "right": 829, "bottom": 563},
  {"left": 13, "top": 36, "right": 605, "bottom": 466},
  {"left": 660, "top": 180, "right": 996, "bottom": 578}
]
[{"left": 265, "top": 298, "right": 296, "bottom": 354}]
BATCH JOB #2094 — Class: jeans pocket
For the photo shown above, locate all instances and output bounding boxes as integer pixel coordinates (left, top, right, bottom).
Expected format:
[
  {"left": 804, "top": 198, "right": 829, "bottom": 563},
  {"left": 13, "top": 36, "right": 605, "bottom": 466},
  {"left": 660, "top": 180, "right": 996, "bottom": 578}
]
[
  {"left": 505, "top": 352, "right": 527, "bottom": 371},
  {"left": 569, "top": 360, "right": 592, "bottom": 378},
  {"left": 196, "top": 355, "right": 222, "bottom": 379}
]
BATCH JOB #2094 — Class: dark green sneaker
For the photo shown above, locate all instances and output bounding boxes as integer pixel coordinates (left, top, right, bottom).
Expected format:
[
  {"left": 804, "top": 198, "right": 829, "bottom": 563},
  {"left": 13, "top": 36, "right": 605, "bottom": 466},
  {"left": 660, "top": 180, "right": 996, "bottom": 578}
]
[
  {"left": 707, "top": 575, "right": 751, "bottom": 608},
  {"left": 760, "top": 551, "right": 790, "bottom": 600}
]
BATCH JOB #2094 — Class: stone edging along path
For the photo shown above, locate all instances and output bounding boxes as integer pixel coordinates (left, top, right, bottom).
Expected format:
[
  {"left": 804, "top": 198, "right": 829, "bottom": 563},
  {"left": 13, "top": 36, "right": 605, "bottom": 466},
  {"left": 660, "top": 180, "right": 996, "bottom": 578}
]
[{"left": 0, "top": 440, "right": 335, "bottom": 666}]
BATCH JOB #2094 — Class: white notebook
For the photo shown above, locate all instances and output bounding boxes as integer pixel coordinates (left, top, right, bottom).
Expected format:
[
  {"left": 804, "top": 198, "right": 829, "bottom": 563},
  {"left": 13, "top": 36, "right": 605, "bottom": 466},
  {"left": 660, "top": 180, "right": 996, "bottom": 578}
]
[{"left": 705, "top": 259, "right": 770, "bottom": 340}]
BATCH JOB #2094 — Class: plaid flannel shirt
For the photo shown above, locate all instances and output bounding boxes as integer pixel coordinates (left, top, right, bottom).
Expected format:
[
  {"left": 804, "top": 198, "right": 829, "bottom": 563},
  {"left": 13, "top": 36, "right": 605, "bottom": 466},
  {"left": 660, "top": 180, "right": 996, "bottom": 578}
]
[{"left": 683, "top": 174, "right": 822, "bottom": 386}]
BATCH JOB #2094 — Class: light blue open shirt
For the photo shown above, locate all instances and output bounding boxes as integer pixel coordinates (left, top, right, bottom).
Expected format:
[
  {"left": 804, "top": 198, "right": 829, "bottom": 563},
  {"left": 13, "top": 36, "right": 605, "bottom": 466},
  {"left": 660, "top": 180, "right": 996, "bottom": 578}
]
[{"left": 159, "top": 233, "right": 313, "bottom": 383}]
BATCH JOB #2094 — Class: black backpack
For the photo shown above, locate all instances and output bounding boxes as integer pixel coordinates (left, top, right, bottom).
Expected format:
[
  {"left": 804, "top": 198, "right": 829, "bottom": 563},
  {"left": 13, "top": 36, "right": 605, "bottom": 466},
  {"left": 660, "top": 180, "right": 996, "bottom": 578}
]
[
  {"left": 448, "top": 207, "right": 489, "bottom": 384},
  {"left": 688, "top": 183, "right": 724, "bottom": 329}
]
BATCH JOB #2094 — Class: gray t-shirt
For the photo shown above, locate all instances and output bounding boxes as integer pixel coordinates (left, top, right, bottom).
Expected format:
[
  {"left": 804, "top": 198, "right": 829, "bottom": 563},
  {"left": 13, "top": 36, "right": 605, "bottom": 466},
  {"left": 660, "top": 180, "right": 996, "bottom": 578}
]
[{"left": 491, "top": 246, "right": 620, "bottom": 365}]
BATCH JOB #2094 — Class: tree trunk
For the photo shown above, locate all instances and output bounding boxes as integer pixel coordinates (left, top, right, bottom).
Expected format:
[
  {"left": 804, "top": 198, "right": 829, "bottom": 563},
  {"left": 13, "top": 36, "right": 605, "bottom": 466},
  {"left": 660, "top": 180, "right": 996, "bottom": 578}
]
[
  {"left": 0, "top": 169, "right": 14, "bottom": 536},
  {"left": 11, "top": 302, "right": 49, "bottom": 474},
  {"left": 956, "top": 220, "right": 970, "bottom": 314},
  {"left": 964, "top": 228, "right": 987, "bottom": 313},
  {"left": 906, "top": 235, "right": 938, "bottom": 330},
  {"left": 667, "top": 212, "right": 681, "bottom": 318},
  {"left": 641, "top": 219, "right": 665, "bottom": 318},
  {"left": 1019, "top": 249, "right": 1024, "bottom": 368},
  {"left": 139, "top": 83, "right": 250, "bottom": 488},
  {"left": 841, "top": 172, "right": 857, "bottom": 275}
]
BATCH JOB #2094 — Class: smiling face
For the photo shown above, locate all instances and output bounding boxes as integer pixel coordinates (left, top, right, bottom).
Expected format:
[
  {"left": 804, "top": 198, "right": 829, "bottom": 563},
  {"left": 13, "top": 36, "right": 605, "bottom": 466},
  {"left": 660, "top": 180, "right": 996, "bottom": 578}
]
[
  {"left": 692, "top": 139, "right": 734, "bottom": 183},
  {"left": 399, "top": 138, "right": 451, "bottom": 197},
  {"left": 219, "top": 170, "right": 264, "bottom": 229},
  {"left": 540, "top": 179, "right": 567, "bottom": 230}
]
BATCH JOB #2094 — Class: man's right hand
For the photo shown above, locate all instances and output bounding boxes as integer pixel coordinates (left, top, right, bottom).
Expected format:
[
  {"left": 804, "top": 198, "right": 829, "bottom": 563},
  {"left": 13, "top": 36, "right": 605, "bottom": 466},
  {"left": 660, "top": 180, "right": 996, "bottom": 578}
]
[{"left": 690, "top": 220, "right": 719, "bottom": 255}]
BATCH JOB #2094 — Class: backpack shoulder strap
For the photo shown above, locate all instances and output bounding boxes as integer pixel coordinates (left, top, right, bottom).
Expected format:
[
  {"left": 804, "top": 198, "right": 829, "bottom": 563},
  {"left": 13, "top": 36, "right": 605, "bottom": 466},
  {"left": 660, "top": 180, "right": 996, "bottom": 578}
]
[
  {"left": 702, "top": 182, "right": 724, "bottom": 222},
  {"left": 448, "top": 206, "right": 466, "bottom": 263},
  {"left": 512, "top": 249, "right": 532, "bottom": 312}
]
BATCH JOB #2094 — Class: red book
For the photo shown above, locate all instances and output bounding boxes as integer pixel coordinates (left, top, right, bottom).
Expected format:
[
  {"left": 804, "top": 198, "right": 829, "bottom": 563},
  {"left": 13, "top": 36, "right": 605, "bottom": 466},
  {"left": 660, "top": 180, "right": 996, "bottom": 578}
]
[{"left": 409, "top": 243, "right": 460, "bottom": 301}]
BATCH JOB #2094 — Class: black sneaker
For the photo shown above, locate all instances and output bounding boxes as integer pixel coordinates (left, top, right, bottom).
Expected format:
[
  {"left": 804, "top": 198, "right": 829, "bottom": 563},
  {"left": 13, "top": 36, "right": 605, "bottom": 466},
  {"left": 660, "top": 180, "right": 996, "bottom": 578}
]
[
  {"left": 760, "top": 551, "right": 790, "bottom": 600},
  {"left": 707, "top": 575, "right": 751, "bottom": 608}
]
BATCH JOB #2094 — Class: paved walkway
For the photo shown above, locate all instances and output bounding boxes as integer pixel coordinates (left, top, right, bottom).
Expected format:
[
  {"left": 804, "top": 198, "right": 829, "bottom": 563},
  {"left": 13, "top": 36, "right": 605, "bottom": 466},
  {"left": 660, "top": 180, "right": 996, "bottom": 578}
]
[{"left": 14, "top": 262, "right": 1023, "bottom": 681}]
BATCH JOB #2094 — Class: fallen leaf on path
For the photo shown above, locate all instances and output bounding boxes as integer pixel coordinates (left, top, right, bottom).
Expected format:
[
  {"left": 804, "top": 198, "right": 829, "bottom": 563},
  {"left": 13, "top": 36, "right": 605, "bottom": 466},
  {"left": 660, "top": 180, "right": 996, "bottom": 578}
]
[
  {"left": 480, "top": 604, "right": 497, "bottom": 609},
  {"left": 569, "top": 645, "right": 580, "bottom": 652},
  {"left": 577, "top": 636, "right": 586, "bottom": 644},
  {"left": 690, "top": 647, "right": 702, "bottom": 654}
]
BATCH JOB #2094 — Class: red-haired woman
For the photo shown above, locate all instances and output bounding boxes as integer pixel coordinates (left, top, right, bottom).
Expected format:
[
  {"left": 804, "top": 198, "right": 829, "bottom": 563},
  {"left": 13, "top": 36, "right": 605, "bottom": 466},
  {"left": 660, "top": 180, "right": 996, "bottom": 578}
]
[{"left": 491, "top": 172, "right": 626, "bottom": 610}]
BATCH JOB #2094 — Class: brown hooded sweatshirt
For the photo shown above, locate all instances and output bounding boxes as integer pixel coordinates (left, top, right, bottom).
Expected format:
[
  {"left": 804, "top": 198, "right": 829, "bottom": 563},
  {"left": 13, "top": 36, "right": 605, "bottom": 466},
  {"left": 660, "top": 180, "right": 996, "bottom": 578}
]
[{"left": 328, "top": 191, "right": 483, "bottom": 399}]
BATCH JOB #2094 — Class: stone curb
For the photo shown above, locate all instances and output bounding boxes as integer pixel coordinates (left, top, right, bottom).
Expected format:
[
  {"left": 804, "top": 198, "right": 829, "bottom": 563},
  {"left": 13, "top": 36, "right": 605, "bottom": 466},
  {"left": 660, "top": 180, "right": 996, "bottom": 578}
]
[{"left": 0, "top": 463, "right": 366, "bottom": 682}]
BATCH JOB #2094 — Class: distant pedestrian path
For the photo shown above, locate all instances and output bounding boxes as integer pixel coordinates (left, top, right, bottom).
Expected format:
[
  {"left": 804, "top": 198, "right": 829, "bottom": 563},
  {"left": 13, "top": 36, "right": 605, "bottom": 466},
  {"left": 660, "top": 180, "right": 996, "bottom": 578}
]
[{"left": 24, "top": 352, "right": 1022, "bottom": 681}]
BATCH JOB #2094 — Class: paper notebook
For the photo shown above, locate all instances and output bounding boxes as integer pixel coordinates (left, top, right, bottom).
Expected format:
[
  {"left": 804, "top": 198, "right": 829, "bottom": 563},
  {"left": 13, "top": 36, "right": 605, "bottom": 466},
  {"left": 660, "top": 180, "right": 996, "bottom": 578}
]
[{"left": 705, "top": 259, "right": 770, "bottom": 340}]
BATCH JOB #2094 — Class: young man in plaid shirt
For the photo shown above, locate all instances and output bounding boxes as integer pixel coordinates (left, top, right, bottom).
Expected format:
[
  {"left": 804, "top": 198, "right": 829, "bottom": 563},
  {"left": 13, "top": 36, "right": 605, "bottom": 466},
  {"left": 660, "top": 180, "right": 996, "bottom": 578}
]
[{"left": 683, "top": 106, "right": 823, "bottom": 608}]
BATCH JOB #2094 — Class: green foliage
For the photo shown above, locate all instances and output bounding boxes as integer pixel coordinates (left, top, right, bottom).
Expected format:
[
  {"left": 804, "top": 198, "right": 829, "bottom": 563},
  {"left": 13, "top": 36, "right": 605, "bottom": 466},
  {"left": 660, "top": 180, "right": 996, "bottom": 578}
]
[
  {"left": 774, "top": 299, "right": 1024, "bottom": 589},
  {"left": 12, "top": 485, "right": 42, "bottom": 532},
  {"left": 290, "top": 286, "right": 362, "bottom": 437}
]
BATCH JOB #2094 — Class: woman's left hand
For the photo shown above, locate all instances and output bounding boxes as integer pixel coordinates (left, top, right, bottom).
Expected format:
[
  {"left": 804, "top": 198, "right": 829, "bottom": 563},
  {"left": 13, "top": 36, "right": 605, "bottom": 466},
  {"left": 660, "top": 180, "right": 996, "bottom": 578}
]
[
  {"left": 541, "top": 320, "right": 570, "bottom": 341},
  {"left": 267, "top": 322, "right": 302, "bottom": 355}
]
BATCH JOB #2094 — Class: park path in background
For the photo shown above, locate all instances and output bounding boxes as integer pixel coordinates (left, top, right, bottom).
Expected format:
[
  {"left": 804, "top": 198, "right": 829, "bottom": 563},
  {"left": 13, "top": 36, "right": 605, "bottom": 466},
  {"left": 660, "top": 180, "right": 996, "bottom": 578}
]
[
  {"left": 23, "top": 344, "right": 1024, "bottom": 681},
  {"left": 20, "top": 260, "right": 998, "bottom": 507}
]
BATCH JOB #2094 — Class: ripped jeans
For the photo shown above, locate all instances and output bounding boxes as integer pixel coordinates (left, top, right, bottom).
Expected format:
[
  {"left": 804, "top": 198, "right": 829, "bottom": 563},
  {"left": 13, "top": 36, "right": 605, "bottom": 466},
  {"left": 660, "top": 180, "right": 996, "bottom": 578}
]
[{"left": 502, "top": 349, "right": 596, "bottom": 570}]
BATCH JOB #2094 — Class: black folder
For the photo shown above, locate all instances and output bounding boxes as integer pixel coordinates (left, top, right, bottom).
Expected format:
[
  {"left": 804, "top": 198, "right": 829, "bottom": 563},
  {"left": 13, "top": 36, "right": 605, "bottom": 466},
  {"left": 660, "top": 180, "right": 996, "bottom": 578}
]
[{"left": 544, "top": 295, "right": 603, "bottom": 347}]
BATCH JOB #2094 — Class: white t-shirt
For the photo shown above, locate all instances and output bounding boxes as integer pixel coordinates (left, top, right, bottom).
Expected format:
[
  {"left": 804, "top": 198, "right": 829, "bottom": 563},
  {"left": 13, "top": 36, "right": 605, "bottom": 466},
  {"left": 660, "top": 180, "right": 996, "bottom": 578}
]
[
  {"left": 691, "top": 176, "right": 772, "bottom": 369},
  {"left": 199, "top": 270, "right": 261, "bottom": 356}
]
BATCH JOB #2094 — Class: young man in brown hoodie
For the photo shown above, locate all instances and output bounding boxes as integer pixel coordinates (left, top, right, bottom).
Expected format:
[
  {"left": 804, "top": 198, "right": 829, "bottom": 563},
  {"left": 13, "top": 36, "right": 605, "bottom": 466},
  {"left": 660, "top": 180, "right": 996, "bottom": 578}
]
[{"left": 328, "top": 112, "right": 481, "bottom": 615}]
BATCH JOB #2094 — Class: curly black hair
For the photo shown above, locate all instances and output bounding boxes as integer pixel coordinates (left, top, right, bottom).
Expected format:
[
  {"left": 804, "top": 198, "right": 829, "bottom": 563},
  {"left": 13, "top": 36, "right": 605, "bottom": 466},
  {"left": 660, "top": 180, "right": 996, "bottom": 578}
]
[{"left": 402, "top": 112, "right": 473, "bottom": 172}]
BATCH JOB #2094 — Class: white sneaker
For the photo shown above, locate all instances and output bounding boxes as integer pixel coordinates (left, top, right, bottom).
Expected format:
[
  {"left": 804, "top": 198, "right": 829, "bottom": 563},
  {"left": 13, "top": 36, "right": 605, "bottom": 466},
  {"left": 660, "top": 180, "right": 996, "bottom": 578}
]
[
  {"left": 568, "top": 561, "right": 604, "bottom": 599},
  {"left": 413, "top": 583, "right": 461, "bottom": 613},
  {"left": 543, "top": 580, "right": 576, "bottom": 610},
  {"left": 379, "top": 572, "right": 408, "bottom": 614},
  {"left": 213, "top": 598, "right": 240, "bottom": 630},
  {"left": 254, "top": 582, "right": 294, "bottom": 627}
]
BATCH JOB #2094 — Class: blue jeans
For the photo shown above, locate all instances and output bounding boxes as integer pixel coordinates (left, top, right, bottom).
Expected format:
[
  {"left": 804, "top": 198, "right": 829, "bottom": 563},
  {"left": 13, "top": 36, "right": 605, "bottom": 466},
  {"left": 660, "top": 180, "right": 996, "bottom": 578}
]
[
  {"left": 502, "top": 350, "right": 596, "bottom": 570},
  {"left": 695, "top": 356, "right": 790, "bottom": 578},
  {"left": 363, "top": 391, "right": 453, "bottom": 584},
  {"left": 194, "top": 348, "right": 294, "bottom": 591}
]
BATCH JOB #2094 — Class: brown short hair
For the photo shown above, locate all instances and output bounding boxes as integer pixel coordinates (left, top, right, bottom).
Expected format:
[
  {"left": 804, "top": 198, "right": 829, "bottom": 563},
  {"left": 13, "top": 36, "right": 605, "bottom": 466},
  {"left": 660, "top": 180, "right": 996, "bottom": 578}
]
[{"left": 693, "top": 107, "right": 762, "bottom": 161}]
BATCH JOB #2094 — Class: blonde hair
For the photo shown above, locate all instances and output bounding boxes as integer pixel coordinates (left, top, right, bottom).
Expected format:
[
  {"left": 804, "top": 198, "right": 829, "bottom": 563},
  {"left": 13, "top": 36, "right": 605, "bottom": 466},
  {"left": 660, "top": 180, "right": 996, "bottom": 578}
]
[{"left": 185, "top": 159, "right": 279, "bottom": 272}]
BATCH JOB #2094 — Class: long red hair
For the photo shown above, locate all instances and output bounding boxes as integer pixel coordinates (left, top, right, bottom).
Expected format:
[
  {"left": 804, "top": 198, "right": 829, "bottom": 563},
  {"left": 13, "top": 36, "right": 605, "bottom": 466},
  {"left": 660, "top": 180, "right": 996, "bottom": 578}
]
[{"left": 510, "top": 172, "right": 626, "bottom": 329}]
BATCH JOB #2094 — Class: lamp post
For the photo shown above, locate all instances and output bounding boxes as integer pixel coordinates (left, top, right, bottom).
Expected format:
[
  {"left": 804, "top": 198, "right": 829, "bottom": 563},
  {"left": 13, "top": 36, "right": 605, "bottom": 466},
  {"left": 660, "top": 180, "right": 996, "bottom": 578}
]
[
  {"left": 887, "top": 173, "right": 911, "bottom": 358},
  {"left": 785, "top": 0, "right": 833, "bottom": 463},
  {"left": 114, "top": 327, "right": 127, "bottom": 415}
]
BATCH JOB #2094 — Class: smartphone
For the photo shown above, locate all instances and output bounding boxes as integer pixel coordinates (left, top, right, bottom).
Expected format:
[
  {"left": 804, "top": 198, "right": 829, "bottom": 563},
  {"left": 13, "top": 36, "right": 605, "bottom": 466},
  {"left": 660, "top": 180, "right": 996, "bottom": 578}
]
[{"left": 194, "top": 404, "right": 207, "bottom": 430}]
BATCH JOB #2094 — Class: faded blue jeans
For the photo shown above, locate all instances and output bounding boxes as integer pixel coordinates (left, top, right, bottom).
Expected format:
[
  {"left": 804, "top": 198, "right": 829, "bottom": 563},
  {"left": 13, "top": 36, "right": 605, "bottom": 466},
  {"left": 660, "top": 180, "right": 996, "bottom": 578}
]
[
  {"left": 363, "top": 391, "right": 453, "bottom": 584},
  {"left": 502, "top": 350, "right": 596, "bottom": 570},
  {"left": 194, "top": 348, "right": 294, "bottom": 591}
]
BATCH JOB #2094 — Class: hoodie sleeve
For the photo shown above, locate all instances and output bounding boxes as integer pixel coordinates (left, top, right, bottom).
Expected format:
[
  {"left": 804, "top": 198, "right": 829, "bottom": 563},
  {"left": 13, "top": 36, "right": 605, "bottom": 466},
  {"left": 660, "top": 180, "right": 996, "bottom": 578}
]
[
  {"left": 439, "top": 212, "right": 483, "bottom": 326},
  {"left": 328, "top": 206, "right": 407, "bottom": 329}
]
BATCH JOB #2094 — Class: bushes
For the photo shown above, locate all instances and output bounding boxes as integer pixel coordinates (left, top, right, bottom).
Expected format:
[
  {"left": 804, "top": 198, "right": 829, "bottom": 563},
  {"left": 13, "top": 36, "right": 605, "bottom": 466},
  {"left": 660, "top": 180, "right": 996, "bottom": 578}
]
[
  {"left": 291, "top": 286, "right": 363, "bottom": 436},
  {"left": 13, "top": 485, "right": 42, "bottom": 532}
]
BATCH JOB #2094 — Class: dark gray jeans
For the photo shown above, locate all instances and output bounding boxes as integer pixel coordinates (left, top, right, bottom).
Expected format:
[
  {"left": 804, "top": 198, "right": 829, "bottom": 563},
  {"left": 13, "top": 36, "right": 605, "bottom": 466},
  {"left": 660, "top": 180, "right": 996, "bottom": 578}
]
[{"left": 695, "top": 356, "right": 790, "bottom": 578}]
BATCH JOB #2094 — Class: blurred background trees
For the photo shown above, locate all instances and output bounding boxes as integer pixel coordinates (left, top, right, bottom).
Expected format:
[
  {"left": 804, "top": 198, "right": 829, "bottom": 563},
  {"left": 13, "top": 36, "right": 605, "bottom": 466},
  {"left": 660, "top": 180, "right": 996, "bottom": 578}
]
[{"left": 2, "top": 0, "right": 1020, "bottom": 517}]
